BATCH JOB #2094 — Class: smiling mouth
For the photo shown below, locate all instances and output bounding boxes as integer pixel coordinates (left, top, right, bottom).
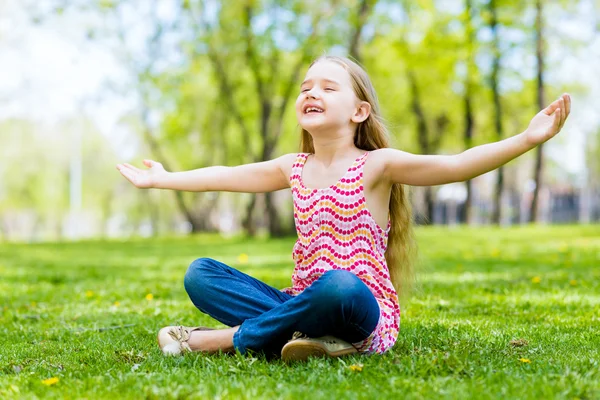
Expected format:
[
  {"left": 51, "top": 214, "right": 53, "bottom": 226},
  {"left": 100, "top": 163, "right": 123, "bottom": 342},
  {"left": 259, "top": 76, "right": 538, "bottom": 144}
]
[{"left": 303, "top": 105, "right": 325, "bottom": 114}]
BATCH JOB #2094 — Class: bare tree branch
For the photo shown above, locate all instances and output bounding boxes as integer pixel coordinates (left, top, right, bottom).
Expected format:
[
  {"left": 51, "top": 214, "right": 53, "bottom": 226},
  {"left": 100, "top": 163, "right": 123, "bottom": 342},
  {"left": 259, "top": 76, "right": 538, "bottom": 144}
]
[
  {"left": 268, "top": 14, "right": 322, "bottom": 154},
  {"left": 348, "top": 0, "right": 374, "bottom": 62},
  {"left": 244, "top": 4, "right": 268, "bottom": 102},
  {"left": 188, "top": 2, "right": 254, "bottom": 160}
]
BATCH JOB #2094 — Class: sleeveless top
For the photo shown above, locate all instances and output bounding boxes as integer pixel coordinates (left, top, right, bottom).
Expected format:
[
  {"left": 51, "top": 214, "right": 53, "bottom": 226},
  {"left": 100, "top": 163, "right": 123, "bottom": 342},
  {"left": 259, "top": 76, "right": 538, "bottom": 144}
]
[{"left": 280, "top": 151, "right": 400, "bottom": 354}]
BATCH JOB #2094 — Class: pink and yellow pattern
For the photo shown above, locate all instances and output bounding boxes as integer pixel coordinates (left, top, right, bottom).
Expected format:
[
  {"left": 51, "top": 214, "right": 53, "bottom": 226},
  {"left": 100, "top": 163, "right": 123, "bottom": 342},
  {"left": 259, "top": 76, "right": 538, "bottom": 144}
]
[{"left": 280, "top": 152, "right": 399, "bottom": 354}]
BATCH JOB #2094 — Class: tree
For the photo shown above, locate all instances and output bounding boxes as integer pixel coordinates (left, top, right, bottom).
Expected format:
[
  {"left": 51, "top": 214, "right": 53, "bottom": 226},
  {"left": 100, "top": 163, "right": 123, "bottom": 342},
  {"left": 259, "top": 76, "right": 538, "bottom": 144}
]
[
  {"left": 184, "top": 0, "right": 376, "bottom": 236},
  {"left": 529, "top": 0, "right": 545, "bottom": 223},
  {"left": 488, "top": 0, "right": 506, "bottom": 225},
  {"left": 462, "top": 0, "right": 476, "bottom": 224}
]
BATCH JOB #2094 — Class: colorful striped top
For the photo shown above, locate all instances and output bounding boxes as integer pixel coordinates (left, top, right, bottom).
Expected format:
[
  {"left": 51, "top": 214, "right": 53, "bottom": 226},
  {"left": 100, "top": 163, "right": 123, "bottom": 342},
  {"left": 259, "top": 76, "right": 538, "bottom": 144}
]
[{"left": 280, "top": 151, "right": 400, "bottom": 354}]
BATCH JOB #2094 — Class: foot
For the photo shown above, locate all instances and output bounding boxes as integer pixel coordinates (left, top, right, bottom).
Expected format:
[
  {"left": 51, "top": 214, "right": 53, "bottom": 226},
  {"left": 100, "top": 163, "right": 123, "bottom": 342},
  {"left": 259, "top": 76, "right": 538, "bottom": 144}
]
[
  {"left": 281, "top": 331, "right": 358, "bottom": 362},
  {"left": 157, "top": 326, "right": 215, "bottom": 356}
]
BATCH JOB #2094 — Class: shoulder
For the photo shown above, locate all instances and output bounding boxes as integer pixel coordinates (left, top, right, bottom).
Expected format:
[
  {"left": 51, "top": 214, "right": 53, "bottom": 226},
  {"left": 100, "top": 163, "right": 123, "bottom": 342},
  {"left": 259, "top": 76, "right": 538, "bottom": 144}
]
[
  {"left": 365, "top": 148, "right": 413, "bottom": 183},
  {"left": 275, "top": 153, "right": 304, "bottom": 183},
  {"left": 364, "top": 149, "right": 396, "bottom": 185}
]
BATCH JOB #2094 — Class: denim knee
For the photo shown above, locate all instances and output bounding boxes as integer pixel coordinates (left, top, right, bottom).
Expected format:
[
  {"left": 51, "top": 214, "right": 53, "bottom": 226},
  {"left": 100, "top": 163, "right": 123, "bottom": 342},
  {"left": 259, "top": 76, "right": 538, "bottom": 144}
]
[
  {"left": 310, "top": 270, "right": 370, "bottom": 308},
  {"left": 183, "top": 257, "right": 216, "bottom": 295}
]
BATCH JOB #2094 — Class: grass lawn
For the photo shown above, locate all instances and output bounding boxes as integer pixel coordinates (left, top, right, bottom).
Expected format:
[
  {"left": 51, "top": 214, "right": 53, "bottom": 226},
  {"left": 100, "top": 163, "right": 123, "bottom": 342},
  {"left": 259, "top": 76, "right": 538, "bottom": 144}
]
[{"left": 1, "top": 225, "right": 599, "bottom": 399}]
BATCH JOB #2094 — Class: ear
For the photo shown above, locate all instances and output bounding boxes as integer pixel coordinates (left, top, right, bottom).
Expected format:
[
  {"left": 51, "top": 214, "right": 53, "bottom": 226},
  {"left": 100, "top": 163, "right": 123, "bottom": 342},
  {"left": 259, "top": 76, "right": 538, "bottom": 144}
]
[{"left": 351, "top": 101, "right": 371, "bottom": 124}]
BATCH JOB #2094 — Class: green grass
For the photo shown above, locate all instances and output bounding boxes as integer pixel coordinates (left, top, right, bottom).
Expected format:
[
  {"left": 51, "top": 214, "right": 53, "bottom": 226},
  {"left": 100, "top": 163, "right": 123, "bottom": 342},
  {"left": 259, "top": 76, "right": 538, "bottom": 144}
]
[{"left": 1, "top": 225, "right": 599, "bottom": 399}]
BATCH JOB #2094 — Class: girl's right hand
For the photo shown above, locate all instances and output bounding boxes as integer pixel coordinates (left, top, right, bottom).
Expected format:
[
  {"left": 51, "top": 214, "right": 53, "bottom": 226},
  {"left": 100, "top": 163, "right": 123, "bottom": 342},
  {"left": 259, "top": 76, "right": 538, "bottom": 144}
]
[{"left": 116, "top": 159, "right": 168, "bottom": 189}]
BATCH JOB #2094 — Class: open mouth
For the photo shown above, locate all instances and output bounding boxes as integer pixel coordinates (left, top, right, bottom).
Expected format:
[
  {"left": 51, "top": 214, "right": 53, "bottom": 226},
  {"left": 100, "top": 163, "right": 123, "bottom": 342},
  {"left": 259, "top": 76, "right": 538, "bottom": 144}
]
[{"left": 303, "top": 105, "right": 324, "bottom": 114}]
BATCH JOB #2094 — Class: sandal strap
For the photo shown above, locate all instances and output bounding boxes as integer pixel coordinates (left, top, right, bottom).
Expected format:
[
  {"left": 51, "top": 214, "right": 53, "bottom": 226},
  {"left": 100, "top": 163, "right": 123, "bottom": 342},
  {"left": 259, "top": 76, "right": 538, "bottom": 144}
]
[
  {"left": 167, "top": 326, "right": 213, "bottom": 353},
  {"left": 290, "top": 331, "right": 309, "bottom": 341}
]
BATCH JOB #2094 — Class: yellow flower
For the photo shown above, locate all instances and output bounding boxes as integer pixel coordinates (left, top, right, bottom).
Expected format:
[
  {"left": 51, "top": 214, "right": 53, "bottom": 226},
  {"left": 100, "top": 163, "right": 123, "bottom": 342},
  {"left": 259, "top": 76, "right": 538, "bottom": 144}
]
[
  {"left": 531, "top": 276, "right": 541, "bottom": 284},
  {"left": 348, "top": 364, "right": 363, "bottom": 372},
  {"left": 145, "top": 293, "right": 153, "bottom": 301},
  {"left": 237, "top": 253, "right": 249, "bottom": 264},
  {"left": 41, "top": 377, "right": 59, "bottom": 386},
  {"left": 569, "top": 280, "right": 577, "bottom": 286},
  {"left": 519, "top": 358, "right": 531, "bottom": 363},
  {"left": 490, "top": 248, "right": 500, "bottom": 257},
  {"left": 85, "top": 290, "right": 94, "bottom": 298},
  {"left": 114, "top": 301, "right": 120, "bottom": 306}
]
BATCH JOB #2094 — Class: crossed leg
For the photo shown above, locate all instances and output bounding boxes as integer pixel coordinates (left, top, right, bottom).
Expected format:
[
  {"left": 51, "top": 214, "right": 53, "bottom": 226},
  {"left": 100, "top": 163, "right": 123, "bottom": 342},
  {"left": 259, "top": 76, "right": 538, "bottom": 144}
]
[{"left": 182, "top": 257, "right": 380, "bottom": 356}]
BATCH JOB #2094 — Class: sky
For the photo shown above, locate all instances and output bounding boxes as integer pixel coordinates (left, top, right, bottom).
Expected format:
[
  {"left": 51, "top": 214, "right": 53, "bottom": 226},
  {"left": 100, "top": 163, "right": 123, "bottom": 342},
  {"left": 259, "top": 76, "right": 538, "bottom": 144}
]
[{"left": 1, "top": 0, "right": 598, "bottom": 177}]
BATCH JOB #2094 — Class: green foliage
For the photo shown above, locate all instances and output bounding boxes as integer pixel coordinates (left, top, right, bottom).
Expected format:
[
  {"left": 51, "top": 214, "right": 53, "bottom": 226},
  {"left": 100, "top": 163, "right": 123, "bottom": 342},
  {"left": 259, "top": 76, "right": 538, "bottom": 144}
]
[
  {"left": 1, "top": 225, "right": 599, "bottom": 399},
  {"left": 3, "top": 0, "right": 593, "bottom": 237}
]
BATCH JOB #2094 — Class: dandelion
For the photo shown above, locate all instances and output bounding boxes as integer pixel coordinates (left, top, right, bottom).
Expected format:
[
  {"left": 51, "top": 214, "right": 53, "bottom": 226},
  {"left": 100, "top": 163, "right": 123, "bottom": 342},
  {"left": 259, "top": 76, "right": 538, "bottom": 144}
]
[
  {"left": 519, "top": 358, "right": 531, "bottom": 364},
  {"left": 348, "top": 364, "right": 363, "bottom": 372},
  {"left": 531, "top": 276, "right": 541, "bottom": 284},
  {"left": 490, "top": 248, "right": 500, "bottom": 258},
  {"left": 237, "top": 253, "right": 249, "bottom": 264},
  {"left": 145, "top": 293, "right": 153, "bottom": 301},
  {"left": 114, "top": 301, "right": 120, "bottom": 306},
  {"left": 569, "top": 280, "right": 577, "bottom": 286},
  {"left": 41, "top": 377, "right": 59, "bottom": 386},
  {"left": 85, "top": 290, "right": 94, "bottom": 298}
]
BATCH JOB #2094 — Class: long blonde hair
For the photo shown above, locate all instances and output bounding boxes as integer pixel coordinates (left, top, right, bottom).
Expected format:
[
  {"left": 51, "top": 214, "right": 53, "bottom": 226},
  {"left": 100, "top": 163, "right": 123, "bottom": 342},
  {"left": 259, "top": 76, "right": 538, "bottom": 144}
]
[{"left": 299, "top": 55, "right": 417, "bottom": 298}]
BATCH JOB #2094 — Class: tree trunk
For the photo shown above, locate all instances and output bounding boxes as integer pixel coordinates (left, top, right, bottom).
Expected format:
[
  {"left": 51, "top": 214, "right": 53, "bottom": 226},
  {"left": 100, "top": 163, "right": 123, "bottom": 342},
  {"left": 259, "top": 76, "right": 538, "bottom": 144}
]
[
  {"left": 424, "top": 187, "right": 434, "bottom": 225},
  {"left": 529, "top": 0, "right": 545, "bottom": 223},
  {"left": 189, "top": 193, "right": 221, "bottom": 233},
  {"left": 463, "top": 0, "right": 475, "bottom": 225},
  {"left": 140, "top": 117, "right": 209, "bottom": 233},
  {"left": 408, "top": 70, "right": 433, "bottom": 224},
  {"left": 489, "top": 0, "right": 504, "bottom": 225},
  {"left": 242, "top": 193, "right": 258, "bottom": 237},
  {"left": 463, "top": 78, "right": 475, "bottom": 225},
  {"left": 348, "top": 0, "right": 372, "bottom": 63},
  {"left": 265, "top": 192, "right": 285, "bottom": 237}
]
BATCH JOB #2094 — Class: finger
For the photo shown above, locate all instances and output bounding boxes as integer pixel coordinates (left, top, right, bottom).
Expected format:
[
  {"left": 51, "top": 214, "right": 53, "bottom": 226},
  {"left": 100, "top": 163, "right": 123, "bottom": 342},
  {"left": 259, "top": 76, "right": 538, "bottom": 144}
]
[
  {"left": 122, "top": 163, "right": 143, "bottom": 173},
  {"left": 144, "top": 159, "right": 161, "bottom": 167},
  {"left": 554, "top": 108, "right": 561, "bottom": 132},
  {"left": 559, "top": 98, "right": 566, "bottom": 128},
  {"left": 543, "top": 98, "right": 561, "bottom": 116},
  {"left": 564, "top": 93, "right": 571, "bottom": 116},
  {"left": 120, "top": 166, "right": 140, "bottom": 184},
  {"left": 117, "top": 166, "right": 134, "bottom": 182}
]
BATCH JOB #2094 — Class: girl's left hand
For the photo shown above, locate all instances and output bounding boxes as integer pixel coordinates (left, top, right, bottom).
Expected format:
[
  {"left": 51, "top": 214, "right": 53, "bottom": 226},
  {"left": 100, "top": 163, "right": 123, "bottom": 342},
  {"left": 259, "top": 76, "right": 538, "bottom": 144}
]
[{"left": 524, "top": 93, "right": 571, "bottom": 147}]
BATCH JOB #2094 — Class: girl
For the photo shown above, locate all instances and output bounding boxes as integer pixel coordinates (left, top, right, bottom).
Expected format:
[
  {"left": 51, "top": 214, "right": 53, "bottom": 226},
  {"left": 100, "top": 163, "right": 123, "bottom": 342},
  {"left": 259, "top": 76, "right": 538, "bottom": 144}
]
[{"left": 116, "top": 55, "right": 571, "bottom": 362}]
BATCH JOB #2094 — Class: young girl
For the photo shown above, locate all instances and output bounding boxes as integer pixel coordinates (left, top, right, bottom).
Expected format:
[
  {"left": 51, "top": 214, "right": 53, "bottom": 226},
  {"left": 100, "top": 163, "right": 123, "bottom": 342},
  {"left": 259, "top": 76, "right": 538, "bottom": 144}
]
[{"left": 116, "top": 55, "right": 571, "bottom": 362}]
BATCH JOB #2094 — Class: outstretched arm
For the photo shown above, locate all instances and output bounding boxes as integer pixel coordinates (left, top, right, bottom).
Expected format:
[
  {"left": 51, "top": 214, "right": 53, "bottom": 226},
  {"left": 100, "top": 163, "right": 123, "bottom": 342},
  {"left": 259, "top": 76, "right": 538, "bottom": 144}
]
[
  {"left": 116, "top": 153, "right": 297, "bottom": 193},
  {"left": 381, "top": 93, "right": 571, "bottom": 186}
]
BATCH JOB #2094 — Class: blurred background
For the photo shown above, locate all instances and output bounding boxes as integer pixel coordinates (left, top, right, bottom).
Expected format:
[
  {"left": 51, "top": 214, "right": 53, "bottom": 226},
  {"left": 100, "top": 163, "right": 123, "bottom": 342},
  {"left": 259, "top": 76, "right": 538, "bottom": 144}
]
[{"left": 0, "top": 0, "right": 598, "bottom": 242}]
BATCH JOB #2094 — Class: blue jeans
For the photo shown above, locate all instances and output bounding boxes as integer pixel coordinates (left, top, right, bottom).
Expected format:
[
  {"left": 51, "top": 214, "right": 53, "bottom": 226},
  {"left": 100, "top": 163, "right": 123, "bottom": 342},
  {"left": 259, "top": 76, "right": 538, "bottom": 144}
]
[{"left": 183, "top": 257, "right": 380, "bottom": 357}]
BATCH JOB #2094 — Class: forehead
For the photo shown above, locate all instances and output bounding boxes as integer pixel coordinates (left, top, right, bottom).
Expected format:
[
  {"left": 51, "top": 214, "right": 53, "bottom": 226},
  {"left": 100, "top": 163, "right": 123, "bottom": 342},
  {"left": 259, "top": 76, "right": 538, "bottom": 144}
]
[{"left": 302, "top": 61, "right": 352, "bottom": 86}]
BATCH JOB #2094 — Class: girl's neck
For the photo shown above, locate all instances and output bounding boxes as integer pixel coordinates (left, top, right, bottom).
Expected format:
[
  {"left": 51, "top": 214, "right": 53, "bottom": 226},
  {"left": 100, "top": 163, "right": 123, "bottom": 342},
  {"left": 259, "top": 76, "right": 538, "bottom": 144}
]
[{"left": 310, "top": 134, "right": 363, "bottom": 167}]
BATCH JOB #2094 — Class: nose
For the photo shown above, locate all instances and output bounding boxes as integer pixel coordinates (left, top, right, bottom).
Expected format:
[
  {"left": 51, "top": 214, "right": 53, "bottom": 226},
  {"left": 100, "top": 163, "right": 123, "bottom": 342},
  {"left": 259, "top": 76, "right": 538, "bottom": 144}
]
[{"left": 305, "top": 88, "right": 320, "bottom": 99}]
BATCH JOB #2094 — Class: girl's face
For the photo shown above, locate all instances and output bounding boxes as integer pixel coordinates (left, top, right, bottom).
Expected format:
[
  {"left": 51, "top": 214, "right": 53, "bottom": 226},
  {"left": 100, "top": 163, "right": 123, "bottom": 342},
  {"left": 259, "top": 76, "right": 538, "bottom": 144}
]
[{"left": 295, "top": 61, "right": 367, "bottom": 134}]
